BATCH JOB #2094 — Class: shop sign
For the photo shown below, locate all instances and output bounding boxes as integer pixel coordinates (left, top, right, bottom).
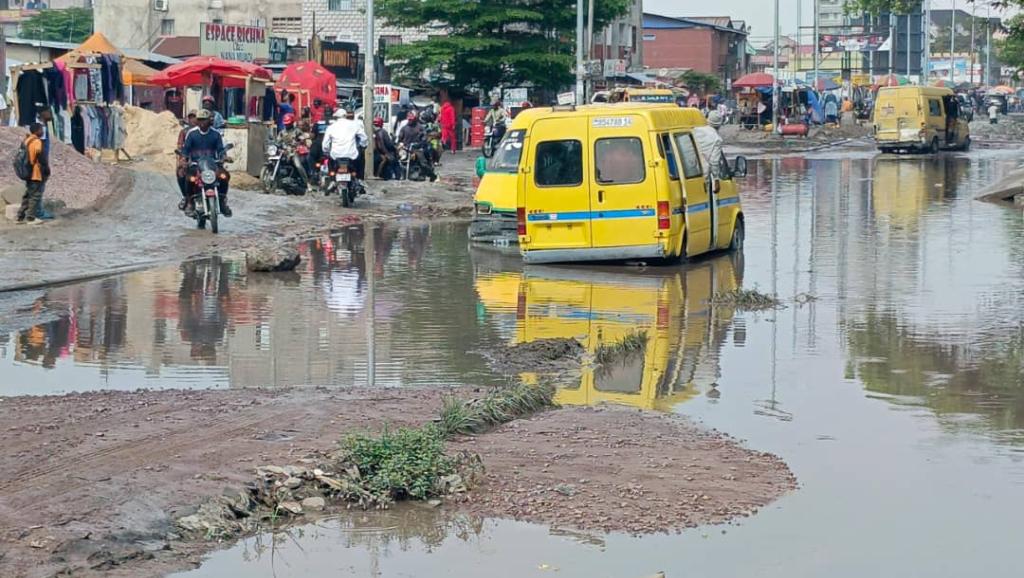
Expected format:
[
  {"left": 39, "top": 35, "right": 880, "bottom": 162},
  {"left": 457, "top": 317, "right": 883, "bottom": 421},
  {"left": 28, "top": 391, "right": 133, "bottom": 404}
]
[
  {"left": 200, "top": 23, "right": 269, "bottom": 62},
  {"left": 321, "top": 41, "right": 359, "bottom": 79}
]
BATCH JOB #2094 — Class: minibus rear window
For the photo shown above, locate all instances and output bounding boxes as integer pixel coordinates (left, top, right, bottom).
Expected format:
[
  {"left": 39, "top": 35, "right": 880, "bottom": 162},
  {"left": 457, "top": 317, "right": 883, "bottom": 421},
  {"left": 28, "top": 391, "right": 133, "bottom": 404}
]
[
  {"left": 488, "top": 130, "right": 525, "bottom": 173},
  {"left": 595, "top": 137, "right": 645, "bottom": 185},
  {"left": 535, "top": 140, "right": 583, "bottom": 187}
]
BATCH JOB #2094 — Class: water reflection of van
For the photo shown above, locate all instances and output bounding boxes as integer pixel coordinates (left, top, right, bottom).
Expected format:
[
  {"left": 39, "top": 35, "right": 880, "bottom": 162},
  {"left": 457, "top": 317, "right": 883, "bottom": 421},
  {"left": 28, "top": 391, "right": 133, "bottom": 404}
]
[{"left": 474, "top": 255, "right": 742, "bottom": 411}]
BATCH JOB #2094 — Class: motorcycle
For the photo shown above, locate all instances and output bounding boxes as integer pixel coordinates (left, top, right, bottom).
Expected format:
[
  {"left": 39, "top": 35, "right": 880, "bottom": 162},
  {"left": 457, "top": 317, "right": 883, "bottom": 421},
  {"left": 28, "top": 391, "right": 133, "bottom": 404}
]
[
  {"left": 188, "top": 144, "right": 233, "bottom": 234},
  {"left": 324, "top": 157, "right": 365, "bottom": 207},
  {"left": 398, "top": 141, "right": 437, "bottom": 182},
  {"left": 482, "top": 121, "right": 506, "bottom": 158},
  {"left": 260, "top": 138, "right": 309, "bottom": 195}
]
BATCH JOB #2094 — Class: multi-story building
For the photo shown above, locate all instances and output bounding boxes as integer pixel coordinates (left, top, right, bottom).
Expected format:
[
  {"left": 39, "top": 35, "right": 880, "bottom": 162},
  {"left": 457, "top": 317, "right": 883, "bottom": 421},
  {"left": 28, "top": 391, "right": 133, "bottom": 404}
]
[
  {"left": 93, "top": 0, "right": 302, "bottom": 53},
  {"left": 642, "top": 13, "right": 749, "bottom": 86},
  {"left": 817, "top": 0, "right": 847, "bottom": 31},
  {"left": 590, "top": 0, "right": 644, "bottom": 76}
]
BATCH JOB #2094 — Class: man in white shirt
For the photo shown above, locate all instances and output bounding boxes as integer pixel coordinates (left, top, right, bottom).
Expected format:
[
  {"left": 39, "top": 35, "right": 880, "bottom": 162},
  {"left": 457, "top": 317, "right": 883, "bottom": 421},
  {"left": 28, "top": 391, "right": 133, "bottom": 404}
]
[
  {"left": 323, "top": 108, "right": 368, "bottom": 162},
  {"left": 692, "top": 110, "right": 725, "bottom": 180}
]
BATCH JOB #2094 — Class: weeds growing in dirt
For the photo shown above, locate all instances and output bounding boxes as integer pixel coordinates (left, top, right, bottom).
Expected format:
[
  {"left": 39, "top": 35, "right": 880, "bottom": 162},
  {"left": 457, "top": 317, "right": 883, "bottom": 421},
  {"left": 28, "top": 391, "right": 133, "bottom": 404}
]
[
  {"left": 711, "top": 288, "right": 785, "bottom": 311},
  {"left": 438, "top": 382, "right": 557, "bottom": 436},
  {"left": 341, "top": 425, "right": 456, "bottom": 502},
  {"left": 593, "top": 331, "right": 649, "bottom": 367}
]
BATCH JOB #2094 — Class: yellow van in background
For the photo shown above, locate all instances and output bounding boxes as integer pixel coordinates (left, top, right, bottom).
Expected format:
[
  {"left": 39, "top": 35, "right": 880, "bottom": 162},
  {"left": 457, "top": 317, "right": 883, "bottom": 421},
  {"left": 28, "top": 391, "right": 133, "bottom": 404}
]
[
  {"left": 873, "top": 86, "right": 971, "bottom": 154},
  {"left": 473, "top": 254, "right": 743, "bottom": 411},
  {"left": 510, "top": 104, "right": 746, "bottom": 264}
]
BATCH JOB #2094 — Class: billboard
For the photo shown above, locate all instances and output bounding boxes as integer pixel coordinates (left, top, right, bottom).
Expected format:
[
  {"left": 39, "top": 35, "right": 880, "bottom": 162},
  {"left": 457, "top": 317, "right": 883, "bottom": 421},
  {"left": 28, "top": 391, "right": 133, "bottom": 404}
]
[
  {"left": 321, "top": 41, "right": 359, "bottom": 80},
  {"left": 819, "top": 34, "right": 887, "bottom": 53},
  {"left": 200, "top": 23, "right": 269, "bottom": 62}
]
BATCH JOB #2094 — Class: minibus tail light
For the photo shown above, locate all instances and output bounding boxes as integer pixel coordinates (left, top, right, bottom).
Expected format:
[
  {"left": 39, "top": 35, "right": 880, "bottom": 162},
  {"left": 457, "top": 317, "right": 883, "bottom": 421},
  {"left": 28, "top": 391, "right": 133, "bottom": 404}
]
[
  {"left": 657, "top": 201, "right": 671, "bottom": 230},
  {"left": 517, "top": 207, "right": 527, "bottom": 236}
]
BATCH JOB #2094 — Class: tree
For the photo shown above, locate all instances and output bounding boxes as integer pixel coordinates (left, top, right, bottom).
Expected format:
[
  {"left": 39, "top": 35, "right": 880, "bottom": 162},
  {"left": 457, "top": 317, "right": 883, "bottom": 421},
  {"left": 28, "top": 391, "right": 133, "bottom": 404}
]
[
  {"left": 842, "top": 0, "right": 921, "bottom": 15},
  {"left": 377, "top": 0, "right": 631, "bottom": 94},
  {"left": 19, "top": 8, "right": 93, "bottom": 43},
  {"left": 678, "top": 70, "right": 721, "bottom": 95},
  {"left": 997, "top": 14, "right": 1024, "bottom": 73}
]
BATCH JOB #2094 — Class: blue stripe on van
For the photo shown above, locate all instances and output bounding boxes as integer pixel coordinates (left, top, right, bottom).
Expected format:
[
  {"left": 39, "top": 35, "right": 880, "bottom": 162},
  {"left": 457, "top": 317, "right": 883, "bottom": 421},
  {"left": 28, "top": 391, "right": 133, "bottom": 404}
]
[
  {"left": 686, "top": 202, "right": 709, "bottom": 213},
  {"left": 717, "top": 197, "right": 740, "bottom": 207},
  {"left": 527, "top": 208, "right": 657, "bottom": 222}
]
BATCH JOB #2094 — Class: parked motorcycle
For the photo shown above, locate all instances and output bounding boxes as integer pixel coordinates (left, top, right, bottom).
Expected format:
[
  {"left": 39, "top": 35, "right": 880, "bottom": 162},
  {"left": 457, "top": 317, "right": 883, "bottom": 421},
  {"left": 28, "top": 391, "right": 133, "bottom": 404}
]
[
  {"left": 482, "top": 121, "right": 506, "bottom": 158},
  {"left": 188, "top": 144, "right": 233, "bottom": 234},
  {"left": 260, "top": 139, "right": 309, "bottom": 195},
  {"left": 399, "top": 141, "right": 438, "bottom": 182}
]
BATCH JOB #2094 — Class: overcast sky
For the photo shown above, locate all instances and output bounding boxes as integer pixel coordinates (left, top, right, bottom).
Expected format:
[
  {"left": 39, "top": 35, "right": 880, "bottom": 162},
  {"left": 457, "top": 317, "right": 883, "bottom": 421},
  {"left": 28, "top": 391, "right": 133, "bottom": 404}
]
[{"left": 643, "top": 0, "right": 1017, "bottom": 43}]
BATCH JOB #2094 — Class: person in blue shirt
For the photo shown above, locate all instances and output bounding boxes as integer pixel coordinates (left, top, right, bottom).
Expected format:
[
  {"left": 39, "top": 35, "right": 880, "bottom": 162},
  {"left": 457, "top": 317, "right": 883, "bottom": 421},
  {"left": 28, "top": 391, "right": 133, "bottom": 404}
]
[
  {"left": 277, "top": 91, "right": 296, "bottom": 132},
  {"left": 181, "top": 109, "right": 231, "bottom": 217}
]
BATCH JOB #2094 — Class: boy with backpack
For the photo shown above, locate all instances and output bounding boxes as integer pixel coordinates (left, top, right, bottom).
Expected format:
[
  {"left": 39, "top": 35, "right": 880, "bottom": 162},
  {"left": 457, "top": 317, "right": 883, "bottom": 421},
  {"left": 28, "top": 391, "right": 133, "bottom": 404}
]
[{"left": 14, "top": 123, "right": 49, "bottom": 225}]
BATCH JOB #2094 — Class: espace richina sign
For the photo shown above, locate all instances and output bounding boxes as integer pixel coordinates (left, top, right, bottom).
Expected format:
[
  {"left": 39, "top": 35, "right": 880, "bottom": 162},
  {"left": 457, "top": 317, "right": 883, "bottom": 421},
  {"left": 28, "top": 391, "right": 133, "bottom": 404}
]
[{"left": 200, "top": 23, "right": 269, "bottom": 63}]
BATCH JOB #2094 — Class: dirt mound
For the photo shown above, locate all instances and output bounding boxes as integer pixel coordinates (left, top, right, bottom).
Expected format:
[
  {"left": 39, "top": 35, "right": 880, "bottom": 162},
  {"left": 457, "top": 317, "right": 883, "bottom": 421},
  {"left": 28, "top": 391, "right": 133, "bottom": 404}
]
[
  {"left": 455, "top": 404, "right": 797, "bottom": 535},
  {"left": 480, "top": 338, "right": 585, "bottom": 375},
  {"left": 0, "top": 126, "right": 117, "bottom": 210},
  {"left": 123, "top": 105, "right": 181, "bottom": 174}
]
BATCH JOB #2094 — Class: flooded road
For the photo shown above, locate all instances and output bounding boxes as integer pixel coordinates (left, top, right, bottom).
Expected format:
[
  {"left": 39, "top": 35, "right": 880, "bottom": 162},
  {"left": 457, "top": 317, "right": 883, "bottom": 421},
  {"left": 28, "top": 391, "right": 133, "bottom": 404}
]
[{"left": 5, "top": 151, "right": 1024, "bottom": 577}]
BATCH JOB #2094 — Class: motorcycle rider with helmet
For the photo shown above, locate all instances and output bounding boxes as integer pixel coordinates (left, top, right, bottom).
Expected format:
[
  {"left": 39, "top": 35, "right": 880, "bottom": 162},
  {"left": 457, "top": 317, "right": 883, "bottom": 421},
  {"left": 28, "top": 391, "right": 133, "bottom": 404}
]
[
  {"left": 322, "top": 107, "right": 368, "bottom": 190},
  {"left": 181, "top": 109, "right": 231, "bottom": 217}
]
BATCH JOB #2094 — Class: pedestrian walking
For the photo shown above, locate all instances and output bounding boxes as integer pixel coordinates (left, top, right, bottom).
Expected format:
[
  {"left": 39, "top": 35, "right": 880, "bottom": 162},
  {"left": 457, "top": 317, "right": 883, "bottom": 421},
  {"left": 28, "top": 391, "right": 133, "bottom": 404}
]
[
  {"left": 988, "top": 102, "right": 999, "bottom": 125},
  {"left": 439, "top": 100, "right": 457, "bottom": 154},
  {"left": 16, "top": 122, "right": 50, "bottom": 225}
]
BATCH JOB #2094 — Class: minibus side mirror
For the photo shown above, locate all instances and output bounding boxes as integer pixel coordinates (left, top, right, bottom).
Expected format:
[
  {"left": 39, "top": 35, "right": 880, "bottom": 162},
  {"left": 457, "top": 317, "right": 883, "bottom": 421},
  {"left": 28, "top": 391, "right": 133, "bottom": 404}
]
[{"left": 732, "top": 156, "right": 748, "bottom": 178}]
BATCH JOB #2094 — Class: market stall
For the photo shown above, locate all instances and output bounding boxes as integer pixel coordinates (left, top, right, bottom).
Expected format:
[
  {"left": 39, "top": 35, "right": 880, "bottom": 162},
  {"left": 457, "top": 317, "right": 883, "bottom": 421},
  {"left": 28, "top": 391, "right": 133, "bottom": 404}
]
[
  {"left": 733, "top": 73, "right": 775, "bottom": 129},
  {"left": 149, "top": 56, "right": 275, "bottom": 176},
  {"left": 10, "top": 32, "right": 132, "bottom": 158}
]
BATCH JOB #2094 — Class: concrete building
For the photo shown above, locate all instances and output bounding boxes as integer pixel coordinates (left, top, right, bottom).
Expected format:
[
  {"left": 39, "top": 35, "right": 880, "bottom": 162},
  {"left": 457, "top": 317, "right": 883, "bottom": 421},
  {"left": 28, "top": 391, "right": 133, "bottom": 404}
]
[
  {"left": 817, "top": 0, "right": 847, "bottom": 30},
  {"left": 301, "top": 0, "right": 431, "bottom": 56},
  {"left": 642, "top": 13, "right": 749, "bottom": 86},
  {"left": 93, "top": 0, "right": 302, "bottom": 52},
  {"left": 590, "top": 0, "right": 644, "bottom": 75}
]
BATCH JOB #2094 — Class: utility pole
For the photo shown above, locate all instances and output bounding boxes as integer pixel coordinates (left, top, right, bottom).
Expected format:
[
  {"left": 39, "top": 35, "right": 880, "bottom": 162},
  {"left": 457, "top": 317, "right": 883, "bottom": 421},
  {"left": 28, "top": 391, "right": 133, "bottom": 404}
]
[
  {"left": 889, "top": 12, "right": 895, "bottom": 75},
  {"left": 576, "top": 0, "right": 585, "bottom": 105},
  {"left": 813, "top": 0, "right": 819, "bottom": 89},
  {"left": 986, "top": 1, "right": 992, "bottom": 86},
  {"left": 950, "top": 0, "right": 956, "bottom": 83},
  {"left": 363, "top": 0, "right": 375, "bottom": 179},
  {"left": 922, "top": 0, "right": 930, "bottom": 83},
  {"left": 970, "top": 1, "right": 976, "bottom": 85},
  {"left": 906, "top": 12, "right": 911, "bottom": 78},
  {"left": 0, "top": 22, "right": 6, "bottom": 113},
  {"left": 586, "top": 0, "right": 595, "bottom": 102},
  {"left": 772, "top": 0, "right": 779, "bottom": 131}
]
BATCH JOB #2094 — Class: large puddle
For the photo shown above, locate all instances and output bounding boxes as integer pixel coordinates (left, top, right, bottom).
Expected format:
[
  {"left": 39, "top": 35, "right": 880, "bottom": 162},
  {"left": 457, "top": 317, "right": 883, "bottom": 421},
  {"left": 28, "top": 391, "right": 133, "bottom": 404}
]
[{"left": 5, "top": 152, "right": 1024, "bottom": 576}]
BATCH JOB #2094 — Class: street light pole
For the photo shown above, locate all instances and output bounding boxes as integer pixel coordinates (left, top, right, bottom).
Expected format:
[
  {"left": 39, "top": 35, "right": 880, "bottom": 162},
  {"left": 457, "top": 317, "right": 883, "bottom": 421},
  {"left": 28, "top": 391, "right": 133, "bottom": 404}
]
[
  {"left": 576, "top": 0, "right": 585, "bottom": 105},
  {"left": 922, "top": 0, "right": 930, "bottom": 83},
  {"left": 772, "top": 0, "right": 779, "bottom": 131},
  {"left": 363, "top": 0, "right": 375, "bottom": 178},
  {"left": 950, "top": 0, "right": 956, "bottom": 83},
  {"left": 986, "top": 1, "right": 992, "bottom": 86},
  {"left": 813, "top": 0, "right": 819, "bottom": 88}
]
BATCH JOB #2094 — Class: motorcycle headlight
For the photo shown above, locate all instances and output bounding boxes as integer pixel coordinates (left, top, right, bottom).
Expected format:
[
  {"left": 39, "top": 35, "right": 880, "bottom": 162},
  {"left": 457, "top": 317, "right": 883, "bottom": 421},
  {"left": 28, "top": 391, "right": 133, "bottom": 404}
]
[
  {"left": 201, "top": 169, "right": 217, "bottom": 185},
  {"left": 267, "top": 144, "right": 279, "bottom": 156}
]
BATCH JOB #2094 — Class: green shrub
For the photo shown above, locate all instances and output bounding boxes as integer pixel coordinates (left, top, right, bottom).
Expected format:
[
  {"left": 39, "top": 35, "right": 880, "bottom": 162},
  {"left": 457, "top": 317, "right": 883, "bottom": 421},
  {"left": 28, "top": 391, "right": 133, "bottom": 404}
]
[{"left": 341, "top": 425, "right": 456, "bottom": 502}]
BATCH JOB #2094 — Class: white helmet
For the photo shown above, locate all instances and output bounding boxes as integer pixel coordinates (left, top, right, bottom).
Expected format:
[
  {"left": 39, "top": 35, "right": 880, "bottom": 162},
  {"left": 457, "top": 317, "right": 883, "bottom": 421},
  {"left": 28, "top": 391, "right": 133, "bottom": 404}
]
[{"left": 333, "top": 108, "right": 347, "bottom": 119}]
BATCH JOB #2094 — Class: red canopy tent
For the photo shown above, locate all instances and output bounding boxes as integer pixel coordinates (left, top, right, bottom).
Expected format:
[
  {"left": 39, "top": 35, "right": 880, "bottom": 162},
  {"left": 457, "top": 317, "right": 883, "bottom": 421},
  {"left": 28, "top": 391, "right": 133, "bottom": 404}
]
[
  {"left": 733, "top": 73, "right": 775, "bottom": 89},
  {"left": 276, "top": 61, "right": 336, "bottom": 123},
  {"left": 149, "top": 56, "right": 273, "bottom": 88}
]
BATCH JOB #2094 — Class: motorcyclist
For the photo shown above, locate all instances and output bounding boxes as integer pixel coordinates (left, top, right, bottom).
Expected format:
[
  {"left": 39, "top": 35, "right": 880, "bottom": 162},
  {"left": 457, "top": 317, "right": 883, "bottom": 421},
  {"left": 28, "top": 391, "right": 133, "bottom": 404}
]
[
  {"left": 175, "top": 110, "right": 198, "bottom": 210},
  {"left": 181, "top": 109, "right": 231, "bottom": 217},
  {"left": 397, "top": 112, "right": 437, "bottom": 182},
  {"left": 322, "top": 107, "right": 368, "bottom": 186},
  {"left": 373, "top": 116, "right": 399, "bottom": 180},
  {"left": 278, "top": 112, "right": 311, "bottom": 189},
  {"left": 419, "top": 109, "right": 442, "bottom": 165},
  {"left": 484, "top": 100, "right": 508, "bottom": 142}
]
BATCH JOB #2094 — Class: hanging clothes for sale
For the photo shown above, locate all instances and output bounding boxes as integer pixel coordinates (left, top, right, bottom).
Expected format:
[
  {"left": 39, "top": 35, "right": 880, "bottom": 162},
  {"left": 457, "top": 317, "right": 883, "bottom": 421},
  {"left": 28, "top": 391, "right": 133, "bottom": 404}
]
[
  {"left": 55, "top": 60, "right": 74, "bottom": 107},
  {"left": 15, "top": 69, "right": 48, "bottom": 126},
  {"left": 71, "top": 106, "right": 85, "bottom": 154},
  {"left": 44, "top": 66, "right": 67, "bottom": 110}
]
